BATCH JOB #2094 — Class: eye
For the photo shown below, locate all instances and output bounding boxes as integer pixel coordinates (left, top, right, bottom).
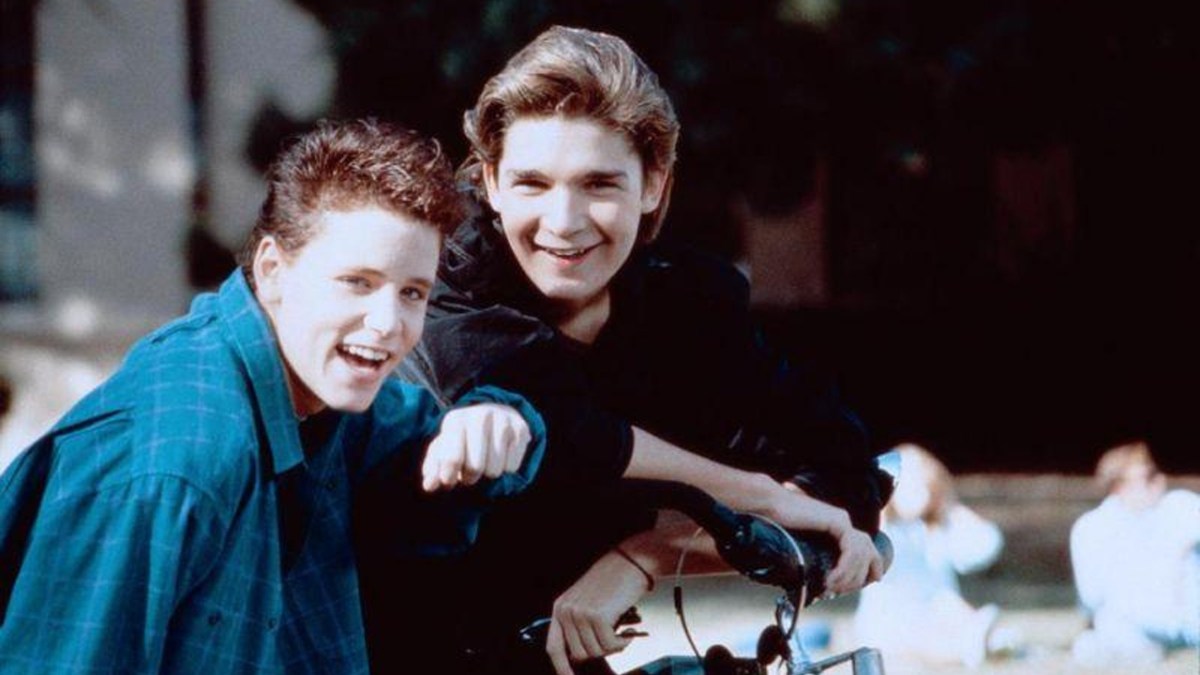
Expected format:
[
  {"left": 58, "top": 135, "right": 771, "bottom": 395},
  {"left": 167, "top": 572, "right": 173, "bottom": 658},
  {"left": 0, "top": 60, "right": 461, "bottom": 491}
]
[
  {"left": 585, "top": 178, "right": 621, "bottom": 192},
  {"left": 400, "top": 286, "right": 428, "bottom": 302},
  {"left": 510, "top": 177, "right": 548, "bottom": 194},
  {"left": 338, "top": 275, "right": 373, "bottom": 291}
]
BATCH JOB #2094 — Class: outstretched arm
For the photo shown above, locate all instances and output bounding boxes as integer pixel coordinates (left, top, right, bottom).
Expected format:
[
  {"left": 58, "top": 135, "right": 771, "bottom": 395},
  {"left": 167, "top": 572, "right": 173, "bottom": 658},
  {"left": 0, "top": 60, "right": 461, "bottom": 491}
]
[
  {"left": 624, "top": 426, "right": 882, "bottom": 594},
  {"left": 421, "top": 402, "right": 533, "bottom": 491},
  {"left": 415, "top": 383, "right": 547, "bottom": 498}
]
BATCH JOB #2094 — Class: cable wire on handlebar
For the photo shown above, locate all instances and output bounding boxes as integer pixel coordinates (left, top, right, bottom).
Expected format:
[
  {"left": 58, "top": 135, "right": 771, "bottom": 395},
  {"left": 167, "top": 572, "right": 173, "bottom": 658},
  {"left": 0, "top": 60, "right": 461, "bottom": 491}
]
[
  {"left": 671, "top": 513, "right": 810, "bottom": 667},
  {"left": 672, "top": 526, "right": 707, "bottom": 662},
  {"left": 758, "top": 514, "right": 808, "bottom": 640}
]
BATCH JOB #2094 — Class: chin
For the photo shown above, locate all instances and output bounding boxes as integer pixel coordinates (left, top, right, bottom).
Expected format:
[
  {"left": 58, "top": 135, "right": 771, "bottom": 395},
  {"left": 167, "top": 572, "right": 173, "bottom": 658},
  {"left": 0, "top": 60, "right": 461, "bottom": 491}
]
[
  {"left": 321, "top": 389, "right": 379, "bottom": 413},
  {"left": 539, "top": 283, "right": 598, "bottom": 306}
]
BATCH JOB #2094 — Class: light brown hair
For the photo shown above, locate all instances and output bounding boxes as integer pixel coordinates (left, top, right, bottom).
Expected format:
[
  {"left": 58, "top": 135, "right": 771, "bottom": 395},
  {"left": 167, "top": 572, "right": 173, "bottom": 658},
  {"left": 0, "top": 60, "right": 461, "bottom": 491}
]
[
  {"left": 461, "top": 25, "right": 680, "bottom": 242},
  {"left": 1094, "top": 440, "right": 1157, "bottom": 495},
  {"left": 887, "top": 443, "right": 957, "bottom": 526}
]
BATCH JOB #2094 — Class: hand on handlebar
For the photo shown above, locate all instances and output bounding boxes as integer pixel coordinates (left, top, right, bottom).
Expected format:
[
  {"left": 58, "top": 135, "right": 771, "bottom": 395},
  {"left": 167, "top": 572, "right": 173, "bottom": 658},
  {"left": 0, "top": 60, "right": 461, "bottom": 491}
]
[
  {"left": 546, "top": 550, "right": 652, "bottom": 675},
  {"left": 733, "top": 477, "right": 883, "bottom": 596},
  {"left": 825, "top": 519, "right": 884, "bottom": 595}
]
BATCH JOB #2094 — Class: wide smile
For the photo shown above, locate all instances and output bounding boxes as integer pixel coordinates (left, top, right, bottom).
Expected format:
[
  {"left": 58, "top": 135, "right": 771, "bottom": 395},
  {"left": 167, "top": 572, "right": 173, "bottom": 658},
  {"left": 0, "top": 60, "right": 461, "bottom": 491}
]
[
  {"left": 335, "top": 342, "right": 394, "bottom": 376},
  {"left": 533, "top": 242, "right": 601, "bottom": 262}
]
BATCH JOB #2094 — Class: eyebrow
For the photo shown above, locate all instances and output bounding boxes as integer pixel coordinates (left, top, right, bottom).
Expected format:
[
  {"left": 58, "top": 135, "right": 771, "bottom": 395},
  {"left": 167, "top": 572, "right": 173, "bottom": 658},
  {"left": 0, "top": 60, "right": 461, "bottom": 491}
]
[
  {"left": 346, "top": 267, "right": 435, "bottom": 289},
  {"left": 581, "top": 170, "right": 629, "bottom": 182},
  {"left": 504, "top": 169, "right": 543, "bottom": 181},
  {"left": 504, "top": 168, "right": 630, "bottom": 182}
]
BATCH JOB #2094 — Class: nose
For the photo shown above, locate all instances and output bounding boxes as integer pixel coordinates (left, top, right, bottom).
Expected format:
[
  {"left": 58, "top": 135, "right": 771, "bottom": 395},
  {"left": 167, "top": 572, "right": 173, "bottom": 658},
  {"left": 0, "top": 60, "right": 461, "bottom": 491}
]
[
  {"left": 362, "top": 292, "right": 401, "bottom": 338},
  {"left": 541, "top": 187, "right": 587, "bottom": 239}
]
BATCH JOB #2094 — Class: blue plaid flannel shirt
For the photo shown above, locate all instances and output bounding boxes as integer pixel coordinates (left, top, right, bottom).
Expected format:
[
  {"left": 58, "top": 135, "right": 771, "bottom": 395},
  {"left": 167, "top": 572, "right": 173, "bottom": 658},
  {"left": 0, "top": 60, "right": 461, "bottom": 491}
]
[{"left": 0, "top": 272, "right": 544, "bottom": 673}]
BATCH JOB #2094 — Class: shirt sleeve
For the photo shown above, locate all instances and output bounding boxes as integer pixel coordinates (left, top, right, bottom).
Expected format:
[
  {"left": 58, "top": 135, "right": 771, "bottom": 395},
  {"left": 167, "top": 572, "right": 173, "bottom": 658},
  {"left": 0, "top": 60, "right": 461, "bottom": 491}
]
[
  {"left": 401, "top": 308, "right": 634, "bottom": 488},
  {"left": 474, "top": 339, "right": 634, "bottom": 486},
  {"left": 1070, "top": 510, "right": 1107, "bottom": 614},
  {"left": 351, "top": 380, "right": 547, "bottom": 558},
  {"left": 689, "top": 263, "right": 885, "bottom": 532},
  {"left": 455, "top": 384, "right": 546, "bottom": 497},
  {"left": 0, "top": 472, "right": 226, "bottom": 672},
  {"left": 940, "top": 503, "right": 1004, "bottom": 574}
]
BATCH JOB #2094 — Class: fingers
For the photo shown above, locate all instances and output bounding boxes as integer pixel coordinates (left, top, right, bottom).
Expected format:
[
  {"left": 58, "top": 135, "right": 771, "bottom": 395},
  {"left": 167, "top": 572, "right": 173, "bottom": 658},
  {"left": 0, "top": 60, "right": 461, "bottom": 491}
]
[
  {"left": 556, "top": 600, "right": 596, "bottom": 660},
  {"left": 506, "top": 420, "right": 531, "bottom": 474},
  {"left": 421, "top": 410, "right": 475, "bottom": 491},
  {"left": 828, "top": 562, "right": 866, "bottom": 594},
  {"left": 826, "top": 530, "right": 882, "bottom": 595},
  {"left": 420, "top": 405, "right": 532, "bottom": 492},
  {"left": 550, "top": 598, "right": 634, "bottom": 668},
  {"left": 485, "top": 412, "right": 528, "bottom": 478},
  {"left": 460, "top": 406, "right": 489, "bottom": 486},
  {"left": 826, "top": 559, "right": 851, "bottom": 595},
  {"left": 546, "top": 619, "right": 573, "bottom": 675},
  {"left": 420, "top": 434, "right": 459, "bottom": 492},
  {"left": 483, "top": 416, "right": 511, "bottom": 478},
  {"left": 829, "top": 547, "right": 864, "bottom": 594},
  {"left": 826, "top": 538, "right": 856, "bottom": 594},
  {"left": 867, "top": 550, "right": 885, "bottom": 584},
  {"left": 544, "top": 551, "right": 649, "bottom": 671},
  {"left": 766, "top": 485, "right": 885, "bottom": 595},
  {"left": 561, "top": 615, "right": 593, "bottom": 663}
]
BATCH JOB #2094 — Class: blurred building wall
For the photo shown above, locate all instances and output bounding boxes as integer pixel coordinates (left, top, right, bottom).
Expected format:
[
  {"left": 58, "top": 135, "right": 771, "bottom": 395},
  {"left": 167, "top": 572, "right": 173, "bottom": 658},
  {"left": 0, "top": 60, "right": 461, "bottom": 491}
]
[
  {"left": 34, "top": 0, "right": 194, "bottom": 325},
  {"left": 742, "top": 162, "right": 830, "bottom": 309},
  {"left": 1, "top": 0, "right": 334, "bottom": 471},
  {"left": 203, "top": 1, "right": 333, "bottom": 250}
]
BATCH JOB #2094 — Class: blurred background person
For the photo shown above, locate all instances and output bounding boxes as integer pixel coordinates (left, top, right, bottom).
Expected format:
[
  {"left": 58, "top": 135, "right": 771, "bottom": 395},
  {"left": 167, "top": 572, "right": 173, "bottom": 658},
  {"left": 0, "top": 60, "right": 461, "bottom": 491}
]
[
  {"left": 1070, "top": 440, "right": 1200, "bottom": 667},
  {"left": 854, "top": 442, "right": 1016, "bottom": 668}
]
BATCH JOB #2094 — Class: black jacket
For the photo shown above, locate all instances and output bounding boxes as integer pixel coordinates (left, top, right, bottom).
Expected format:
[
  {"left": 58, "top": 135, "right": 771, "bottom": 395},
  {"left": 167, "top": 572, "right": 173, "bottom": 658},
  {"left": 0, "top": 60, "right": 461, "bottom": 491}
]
[{"left": 355, "top": 214, "right": 885, "bottom": 672}]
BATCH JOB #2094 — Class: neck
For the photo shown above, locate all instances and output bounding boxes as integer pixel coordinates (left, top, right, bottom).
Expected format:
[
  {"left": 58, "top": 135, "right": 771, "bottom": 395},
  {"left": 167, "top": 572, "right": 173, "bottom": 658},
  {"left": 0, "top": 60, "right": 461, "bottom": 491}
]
[
  {"left": 283, "top": 363, "right": 325, "bottom": 419},
  {"left": 552, "top": 291, "right": 611, "bottom": 345}
]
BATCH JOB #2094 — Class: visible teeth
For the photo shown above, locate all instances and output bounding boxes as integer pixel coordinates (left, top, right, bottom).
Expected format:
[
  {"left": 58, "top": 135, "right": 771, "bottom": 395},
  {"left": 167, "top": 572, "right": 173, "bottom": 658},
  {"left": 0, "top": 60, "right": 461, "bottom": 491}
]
[
  {"left": 542, "top": 247, "right": 588, "bottom": 257},
  {"left": 342, "top": 344, "right": 389, "bottom": 362}
]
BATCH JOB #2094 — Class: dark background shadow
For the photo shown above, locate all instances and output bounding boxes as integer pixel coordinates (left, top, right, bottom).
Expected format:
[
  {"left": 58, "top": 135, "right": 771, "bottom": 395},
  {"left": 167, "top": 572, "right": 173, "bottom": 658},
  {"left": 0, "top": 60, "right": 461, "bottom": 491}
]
[{"left": 236, "top": 0, "right": 1197, "bottom": 473}]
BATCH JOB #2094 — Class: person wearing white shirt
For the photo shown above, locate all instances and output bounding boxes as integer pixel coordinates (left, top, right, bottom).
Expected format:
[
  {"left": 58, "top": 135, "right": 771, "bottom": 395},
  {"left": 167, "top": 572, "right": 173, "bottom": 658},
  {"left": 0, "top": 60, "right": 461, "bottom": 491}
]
[
  {"left": 1070, "top": 440, "right": 1200, "bottom": 666},
  {"left": 854, "top": 443, "right": 1011, "bottom": 668}
]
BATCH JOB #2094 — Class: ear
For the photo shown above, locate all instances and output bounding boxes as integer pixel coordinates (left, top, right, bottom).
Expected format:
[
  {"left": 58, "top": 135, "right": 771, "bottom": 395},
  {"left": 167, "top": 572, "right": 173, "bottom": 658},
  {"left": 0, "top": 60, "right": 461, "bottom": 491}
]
[
  {"left": 640, "top": 168, "right": 668, "bottom": 214},
  {"left": 482, "top": 163, "right": 502, "bottom": 212},
  {"left": 252, "top": 236, "right": 287, "bottom": 307}
]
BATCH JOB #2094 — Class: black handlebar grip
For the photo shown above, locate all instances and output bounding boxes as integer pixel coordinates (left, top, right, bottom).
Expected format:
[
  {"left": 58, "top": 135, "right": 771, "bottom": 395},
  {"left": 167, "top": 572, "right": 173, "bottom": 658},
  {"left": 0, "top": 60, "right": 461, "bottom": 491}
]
[
  {"left": 612, "top": 479, "right": 896, "bottom": 602},
  {"left": 793, "top": 529, "right": 894, "bottom": 603},
  {"left": 718, "top": 516, "right": 895, "bottom": 605},
  {"left": 703, "top": 645, "right": 762, "bottom": 675}
]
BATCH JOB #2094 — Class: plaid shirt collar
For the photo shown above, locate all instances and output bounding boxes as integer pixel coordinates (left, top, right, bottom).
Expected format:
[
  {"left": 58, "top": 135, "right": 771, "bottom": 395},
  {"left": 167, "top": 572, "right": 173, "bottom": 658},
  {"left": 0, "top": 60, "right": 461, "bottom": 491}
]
[{"left": 215, "top": 272, "right": 305, "bottom": 477}]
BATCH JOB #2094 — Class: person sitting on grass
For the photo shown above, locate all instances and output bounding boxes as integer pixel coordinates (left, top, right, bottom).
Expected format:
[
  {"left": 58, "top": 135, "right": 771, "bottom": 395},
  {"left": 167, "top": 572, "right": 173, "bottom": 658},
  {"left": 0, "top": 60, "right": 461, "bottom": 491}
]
[
  {"left": 1070, "top": 439, "right": 1200, "bottom": 667},
  {"left": 853, "top": 443, "right": 1017, "bottom": 668}
]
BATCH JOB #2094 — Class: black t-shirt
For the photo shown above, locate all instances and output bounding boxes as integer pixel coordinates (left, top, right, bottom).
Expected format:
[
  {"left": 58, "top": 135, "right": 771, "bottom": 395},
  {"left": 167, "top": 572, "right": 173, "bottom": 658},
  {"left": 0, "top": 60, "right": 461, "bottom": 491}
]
[{"left": 356, "top": 215, "right": 880, "bottom": 672}]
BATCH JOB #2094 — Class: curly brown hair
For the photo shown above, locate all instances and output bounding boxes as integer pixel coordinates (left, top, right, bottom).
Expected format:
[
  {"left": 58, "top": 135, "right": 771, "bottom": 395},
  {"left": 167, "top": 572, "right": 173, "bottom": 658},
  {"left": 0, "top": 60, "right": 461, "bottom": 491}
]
[{"left": 238, "top": 118, "right": 463, "bottom": 285}]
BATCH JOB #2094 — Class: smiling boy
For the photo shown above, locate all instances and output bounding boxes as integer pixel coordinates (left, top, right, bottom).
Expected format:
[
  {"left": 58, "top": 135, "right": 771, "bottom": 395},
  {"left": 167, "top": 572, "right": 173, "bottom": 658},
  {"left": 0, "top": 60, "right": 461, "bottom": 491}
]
[
  {"left": 361, "top": 27, "right": 886, "bottom": 675},
  {"left": 0, "top": 119, "right": 545, "bottom": 674}
]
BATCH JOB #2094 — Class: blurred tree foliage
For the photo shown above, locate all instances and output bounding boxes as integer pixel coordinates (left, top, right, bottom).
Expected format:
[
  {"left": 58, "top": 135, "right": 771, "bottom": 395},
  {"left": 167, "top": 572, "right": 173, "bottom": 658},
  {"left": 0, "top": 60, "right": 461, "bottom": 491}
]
[
  {"left": 286, "top": 0, "right": 837, "bottom": 255},
  {"left": 269, "top": 0, "right": 1194, "bottom": 304}
]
